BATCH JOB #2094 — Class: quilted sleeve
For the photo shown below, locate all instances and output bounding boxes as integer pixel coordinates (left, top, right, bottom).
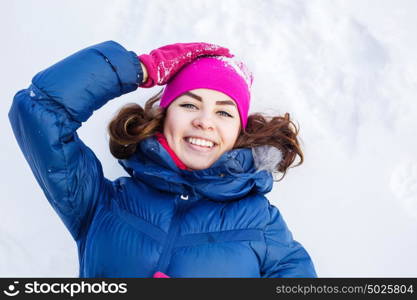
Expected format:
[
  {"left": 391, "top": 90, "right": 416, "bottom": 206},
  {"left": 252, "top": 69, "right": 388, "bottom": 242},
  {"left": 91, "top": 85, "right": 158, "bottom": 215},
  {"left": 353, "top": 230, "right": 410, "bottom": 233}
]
[
  {"left": 8, "top": 41, "right": 143, "bottom": 241},
  {"left": 260, "top": 204, "right": 317, "bottom": 278}
]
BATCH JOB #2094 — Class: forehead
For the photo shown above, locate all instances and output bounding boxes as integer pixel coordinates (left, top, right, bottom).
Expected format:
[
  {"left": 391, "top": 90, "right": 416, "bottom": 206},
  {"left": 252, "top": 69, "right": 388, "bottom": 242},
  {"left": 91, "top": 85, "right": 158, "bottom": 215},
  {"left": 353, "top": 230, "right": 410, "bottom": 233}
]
[
  {"left": 188, "top": 88, "right": 231, "bottom": 99},
  {"left": 180, "top": 88, "right": 237, "bottom": 107}
]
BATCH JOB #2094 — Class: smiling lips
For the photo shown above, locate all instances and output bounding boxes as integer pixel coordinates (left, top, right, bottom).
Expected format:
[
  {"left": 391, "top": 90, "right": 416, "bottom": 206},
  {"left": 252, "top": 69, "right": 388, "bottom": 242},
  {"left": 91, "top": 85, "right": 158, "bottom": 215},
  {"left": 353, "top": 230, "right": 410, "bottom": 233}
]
[{"left": 184, "top": 137, "right": 216, "bottom": 149}]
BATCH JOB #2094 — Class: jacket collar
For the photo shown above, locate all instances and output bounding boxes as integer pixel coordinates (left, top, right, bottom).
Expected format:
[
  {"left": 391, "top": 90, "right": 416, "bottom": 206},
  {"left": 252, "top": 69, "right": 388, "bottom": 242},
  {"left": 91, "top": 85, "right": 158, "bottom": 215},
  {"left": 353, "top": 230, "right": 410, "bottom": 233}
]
[{"left": 118, "top": 136, "right": 273, "bottom": 202}]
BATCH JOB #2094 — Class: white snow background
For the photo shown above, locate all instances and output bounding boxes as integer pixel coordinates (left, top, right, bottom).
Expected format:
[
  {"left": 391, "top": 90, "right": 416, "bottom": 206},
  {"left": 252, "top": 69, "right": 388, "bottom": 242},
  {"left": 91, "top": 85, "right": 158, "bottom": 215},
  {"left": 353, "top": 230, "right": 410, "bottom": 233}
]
[{"left": 1, "top": 0, "right": 417, "bottom": 277}]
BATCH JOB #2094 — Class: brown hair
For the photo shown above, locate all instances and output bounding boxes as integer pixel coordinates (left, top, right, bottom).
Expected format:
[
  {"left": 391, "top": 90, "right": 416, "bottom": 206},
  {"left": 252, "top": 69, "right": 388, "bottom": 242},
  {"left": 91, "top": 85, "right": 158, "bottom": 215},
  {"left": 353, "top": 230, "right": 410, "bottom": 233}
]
[{"left": 107, "top": 90, "right": 303, "bottom": 181}]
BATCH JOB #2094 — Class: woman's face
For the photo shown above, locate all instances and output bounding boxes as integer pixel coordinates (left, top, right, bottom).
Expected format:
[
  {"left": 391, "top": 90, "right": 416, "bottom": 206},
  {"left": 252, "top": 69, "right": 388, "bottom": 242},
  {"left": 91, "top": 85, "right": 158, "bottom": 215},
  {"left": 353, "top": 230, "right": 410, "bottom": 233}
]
[{"left": 163, "top": 88, "right": 241, "bottom": 170}]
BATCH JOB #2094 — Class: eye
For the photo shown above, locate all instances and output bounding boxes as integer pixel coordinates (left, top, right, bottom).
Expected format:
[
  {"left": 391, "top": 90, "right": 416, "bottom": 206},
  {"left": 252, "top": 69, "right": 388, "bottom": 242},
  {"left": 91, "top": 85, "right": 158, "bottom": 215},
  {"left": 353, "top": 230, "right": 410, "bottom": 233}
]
[
  {"left": 180, "top": 103, "right": 198, "bottom": 110},
  {"left": 218, "top": 111, "right": 233, "bottom": 118}
]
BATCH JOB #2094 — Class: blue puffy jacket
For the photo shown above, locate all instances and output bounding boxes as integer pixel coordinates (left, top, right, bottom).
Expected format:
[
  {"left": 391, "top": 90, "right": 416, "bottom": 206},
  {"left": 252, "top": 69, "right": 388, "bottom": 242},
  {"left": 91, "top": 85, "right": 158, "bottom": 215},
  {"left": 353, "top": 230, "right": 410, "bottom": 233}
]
[{"left": 8, "top": 41, "right": 317, "bottom": 278}]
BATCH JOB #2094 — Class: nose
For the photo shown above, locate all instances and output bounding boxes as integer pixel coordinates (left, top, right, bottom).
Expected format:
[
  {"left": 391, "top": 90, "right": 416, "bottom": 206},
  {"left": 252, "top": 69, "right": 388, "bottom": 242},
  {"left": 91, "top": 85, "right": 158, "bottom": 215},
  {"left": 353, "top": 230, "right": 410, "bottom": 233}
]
[{"left": 192, "top": 113, "right": 214, "bottom": 130}]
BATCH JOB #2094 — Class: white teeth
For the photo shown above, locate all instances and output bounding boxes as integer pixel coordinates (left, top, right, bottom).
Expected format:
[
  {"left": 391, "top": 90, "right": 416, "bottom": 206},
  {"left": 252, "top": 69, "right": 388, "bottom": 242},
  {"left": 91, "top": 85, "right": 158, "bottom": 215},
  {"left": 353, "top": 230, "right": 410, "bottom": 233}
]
[{"left": 187, "top": 137, "right": 214, "bottom": 148}]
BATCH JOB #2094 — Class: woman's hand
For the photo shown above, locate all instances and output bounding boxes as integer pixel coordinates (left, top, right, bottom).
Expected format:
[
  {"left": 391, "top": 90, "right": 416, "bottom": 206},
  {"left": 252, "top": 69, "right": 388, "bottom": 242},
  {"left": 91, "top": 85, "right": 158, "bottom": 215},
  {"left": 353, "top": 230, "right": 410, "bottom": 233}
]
[
  {"left": 138, "top": 42, "right": 233, "bottom": 88},
  {"left": 140, "top": 62, "right": 148, "bottom": 84}
]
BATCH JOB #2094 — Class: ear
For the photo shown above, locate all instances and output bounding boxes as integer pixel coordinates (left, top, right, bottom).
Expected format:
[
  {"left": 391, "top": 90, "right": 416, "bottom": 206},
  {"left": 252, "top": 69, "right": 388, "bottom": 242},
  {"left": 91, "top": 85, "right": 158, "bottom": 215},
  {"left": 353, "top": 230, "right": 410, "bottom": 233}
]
[{"left": 252, "top": 145, "right": 282, "bottom": 173}]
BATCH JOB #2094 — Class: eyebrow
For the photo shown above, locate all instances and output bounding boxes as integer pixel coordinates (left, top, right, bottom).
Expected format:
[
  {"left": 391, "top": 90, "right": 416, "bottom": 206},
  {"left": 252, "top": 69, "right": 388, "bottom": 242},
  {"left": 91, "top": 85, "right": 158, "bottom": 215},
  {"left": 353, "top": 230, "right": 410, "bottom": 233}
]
[{"left": 185, "top": 92, "right": 236, "bottom": 107}]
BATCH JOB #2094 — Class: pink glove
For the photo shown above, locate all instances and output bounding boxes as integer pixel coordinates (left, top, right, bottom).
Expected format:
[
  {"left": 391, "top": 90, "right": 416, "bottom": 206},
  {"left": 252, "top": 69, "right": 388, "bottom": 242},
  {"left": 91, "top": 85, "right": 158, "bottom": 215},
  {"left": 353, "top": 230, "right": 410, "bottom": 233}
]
[
  {"left": 153, "top": 271, "right": 170, "bottom": 278},
  {"left": 138, "top": 42, "right": 233, "bottom": 88}
]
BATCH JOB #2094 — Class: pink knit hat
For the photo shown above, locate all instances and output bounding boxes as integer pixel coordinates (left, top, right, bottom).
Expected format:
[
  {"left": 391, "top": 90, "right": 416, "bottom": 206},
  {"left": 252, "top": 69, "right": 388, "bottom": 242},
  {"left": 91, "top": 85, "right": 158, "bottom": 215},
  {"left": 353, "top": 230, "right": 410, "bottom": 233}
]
[{"left": 160, "top": 56, "right": 253, "bottom": 128}]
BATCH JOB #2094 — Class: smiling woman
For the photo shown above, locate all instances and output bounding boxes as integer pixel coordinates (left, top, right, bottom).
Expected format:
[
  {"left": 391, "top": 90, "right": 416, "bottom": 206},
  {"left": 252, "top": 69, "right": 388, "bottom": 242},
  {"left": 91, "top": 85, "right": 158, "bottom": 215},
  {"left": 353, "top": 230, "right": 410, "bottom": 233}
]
[
  {"left": 109, "top": 55, "right": 304, "bottom": 180},
  {"left": 9, "top": 40, "right": 316, "bottom": 278},
  {"left": 163, "top": 88, "right": 241, "bottom": 170},
  {"left": 109, "top": 87, "right": 303, "bottom": 180}
]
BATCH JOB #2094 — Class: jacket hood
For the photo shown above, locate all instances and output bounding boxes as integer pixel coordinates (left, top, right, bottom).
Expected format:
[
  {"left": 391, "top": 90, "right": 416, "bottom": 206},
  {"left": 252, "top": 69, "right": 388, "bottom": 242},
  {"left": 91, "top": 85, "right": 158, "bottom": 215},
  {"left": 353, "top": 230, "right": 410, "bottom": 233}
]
[{"left": 118, "top": 136, "right": 274, "bottom": 202}]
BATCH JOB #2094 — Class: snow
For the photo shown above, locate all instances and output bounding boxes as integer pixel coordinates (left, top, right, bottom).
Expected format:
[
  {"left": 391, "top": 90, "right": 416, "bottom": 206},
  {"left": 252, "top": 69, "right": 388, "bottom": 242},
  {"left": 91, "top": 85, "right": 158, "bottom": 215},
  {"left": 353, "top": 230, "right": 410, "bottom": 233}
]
[
  {"left": 389, "top": 161, "right": 417, "bottom": 219},
  {"left": 1, "top": 0, "right": 417, "bottom": 277}
]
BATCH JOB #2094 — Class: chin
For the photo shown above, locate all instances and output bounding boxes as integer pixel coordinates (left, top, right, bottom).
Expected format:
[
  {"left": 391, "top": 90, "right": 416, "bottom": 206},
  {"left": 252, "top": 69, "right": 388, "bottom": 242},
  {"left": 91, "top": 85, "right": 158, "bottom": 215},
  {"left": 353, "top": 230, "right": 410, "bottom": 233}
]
[{"left": 184, "top": 160, "right": 214, "bottom": 171}]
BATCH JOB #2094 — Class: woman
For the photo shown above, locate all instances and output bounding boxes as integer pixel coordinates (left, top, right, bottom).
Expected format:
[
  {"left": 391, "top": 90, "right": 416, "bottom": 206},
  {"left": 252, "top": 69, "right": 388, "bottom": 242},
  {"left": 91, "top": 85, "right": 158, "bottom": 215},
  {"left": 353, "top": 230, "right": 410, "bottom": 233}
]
[{"left": 9, "top": 40, "right": 317, "bottom": 278}]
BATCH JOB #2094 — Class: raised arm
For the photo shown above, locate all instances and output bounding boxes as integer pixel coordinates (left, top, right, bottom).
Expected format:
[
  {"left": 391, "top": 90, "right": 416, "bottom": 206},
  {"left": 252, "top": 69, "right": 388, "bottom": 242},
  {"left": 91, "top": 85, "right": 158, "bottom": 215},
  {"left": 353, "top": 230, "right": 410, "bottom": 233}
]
[
  {"left": 8, "top": 39, "right": 233, "bottom": 243},
  {"left": 8, "top": 41, "right": 142, "bottom": 241}
]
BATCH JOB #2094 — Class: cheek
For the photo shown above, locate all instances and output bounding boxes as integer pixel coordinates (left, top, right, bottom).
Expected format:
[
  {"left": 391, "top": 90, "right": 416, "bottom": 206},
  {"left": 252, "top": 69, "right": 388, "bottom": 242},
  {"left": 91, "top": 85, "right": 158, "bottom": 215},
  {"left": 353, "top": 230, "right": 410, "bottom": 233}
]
[
  {"left": 163, "top": 110, "right": 187, "bottom": 139},
  {"left": 221, "top": 122, "right": 241, "bottom": 149},
  {"left": 163, "top": 113, "right": 176, "bottom": 141}
]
